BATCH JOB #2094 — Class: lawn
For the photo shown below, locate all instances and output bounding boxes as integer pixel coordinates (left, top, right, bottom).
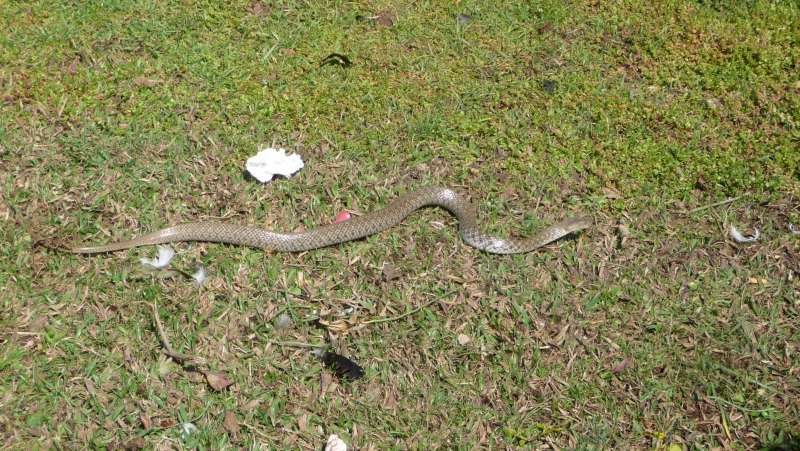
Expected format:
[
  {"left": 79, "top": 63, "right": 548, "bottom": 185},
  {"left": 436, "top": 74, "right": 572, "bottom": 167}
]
[{"left": 1, "top": 0, "right": 799, "bottom": 449}]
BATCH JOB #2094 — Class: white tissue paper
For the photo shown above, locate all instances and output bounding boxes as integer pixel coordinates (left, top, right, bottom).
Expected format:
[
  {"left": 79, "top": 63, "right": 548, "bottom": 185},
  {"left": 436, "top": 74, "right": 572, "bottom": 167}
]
[{"left": 246, "top": 147, "right": 304, "bottom": 183}]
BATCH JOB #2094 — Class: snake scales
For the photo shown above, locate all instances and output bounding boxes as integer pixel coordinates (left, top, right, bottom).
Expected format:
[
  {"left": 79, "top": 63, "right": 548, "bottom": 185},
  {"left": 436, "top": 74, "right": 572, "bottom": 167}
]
[{"left": 72, "top": 186, "right": 590, "bottom": 255}]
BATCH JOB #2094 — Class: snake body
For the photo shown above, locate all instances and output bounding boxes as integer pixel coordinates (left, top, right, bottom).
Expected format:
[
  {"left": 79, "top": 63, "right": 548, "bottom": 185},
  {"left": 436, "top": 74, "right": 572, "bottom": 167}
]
[{"left": 72, "top": 186, "right": 590, "bottom": 254}]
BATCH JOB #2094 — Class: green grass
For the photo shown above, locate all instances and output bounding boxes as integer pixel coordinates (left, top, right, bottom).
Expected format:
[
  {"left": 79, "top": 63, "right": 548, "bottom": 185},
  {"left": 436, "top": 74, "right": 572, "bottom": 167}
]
[{"left": 1, "top": 0, "right": 799, "bottom": 449}]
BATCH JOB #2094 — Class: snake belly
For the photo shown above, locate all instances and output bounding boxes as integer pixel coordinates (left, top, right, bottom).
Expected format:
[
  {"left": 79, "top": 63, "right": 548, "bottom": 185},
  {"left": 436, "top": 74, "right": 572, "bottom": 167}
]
[{"left": 72, "top": 186, "right": 590, "bottom": 255}]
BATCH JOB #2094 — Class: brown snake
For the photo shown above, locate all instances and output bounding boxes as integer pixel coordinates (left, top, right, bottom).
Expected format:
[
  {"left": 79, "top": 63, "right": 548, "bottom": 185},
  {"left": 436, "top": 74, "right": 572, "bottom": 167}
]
[{"left": 72, "top": 186, "right": 590, "bottom": 254}]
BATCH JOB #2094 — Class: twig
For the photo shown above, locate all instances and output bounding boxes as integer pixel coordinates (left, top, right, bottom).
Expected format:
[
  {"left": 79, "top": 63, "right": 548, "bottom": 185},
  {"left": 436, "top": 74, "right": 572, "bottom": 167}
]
[
  {"left": 364, "top": 289, "right": 458, "bottom": 324},
  {"left": 241, "top": 422, "right": 278, "bottom": 440},
  {"left": 263, "top": 340, "right": 323, "bottom": 348},
  {"left": 152, "top": 301, "right": 206, "bottom": 364},
  {"left": 688, "top": 192, "right": 750, "bottom": 213}
]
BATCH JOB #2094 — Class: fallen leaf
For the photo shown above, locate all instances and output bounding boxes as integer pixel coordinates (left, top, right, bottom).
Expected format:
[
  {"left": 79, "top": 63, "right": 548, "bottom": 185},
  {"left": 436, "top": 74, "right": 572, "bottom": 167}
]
[
  {"left": 376, "top": 13, "right": 394, "bottom": 27},
  {"left": 84, "top": 378, "right": 96, "bottom": 396},
  {"left": 222, "top": 411, "right": 239, "bottom": 435},
  {"left": 28, "top": 315, "right": 48, "bottom": 330},
  {"left": 613, "top": 356, "right": 634, "bottom": 373},
  {"left": 94, "top": 301, "right": 109, "bottom": 320},
  {"left": 318, "top": 318, "right": 357, "bottom": 332},
  {"left": 320, "top": 372, "right": 333, "bottom": 398},
  {"left": 133, "top": 76, "right": 158, "bottom": 87},
  {"left": 139, "top": 414, "right": 151, "bottom": 429},
  {"left": 602, "top": 187, "right": 622, "bottom": 199},
  {"left": 297, "top": 413, "right": 308, "bottom": 431},
  {"left": 242, "top": 398, "right": 262, "bottom": 411},
  {"left": 695, "top": 169, "right": 709, "bottom": 191},
  {"left": 537, "top": 21, "right": 553, "bottom": 33},
  {"left": 383, "top": 390, "right": 398, "bottom": 408},
  {"left": 245, "top": 1, "right": 270, "bottom": 16},
  {"left": 457, "top": 334, "right": 472, "bottom": 345},
  {"left": 501, "top": 185, "right": 516, "bottom": 199},
  {"left": 203, "top": 371, "right": 233, "bottom": 391},
  {"left": 445, "top": 274, "right": 471, "bottom": 284},
  {"left": 124, "top": 437, "right": 145, "bottom": 450},
  {"left": 382, "top": 263, "right": 401, "bottom": 281}
]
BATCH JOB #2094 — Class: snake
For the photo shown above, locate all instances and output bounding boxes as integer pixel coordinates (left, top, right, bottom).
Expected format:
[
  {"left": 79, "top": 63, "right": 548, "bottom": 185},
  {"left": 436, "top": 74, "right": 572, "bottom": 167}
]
[{"left": 72, "top": 186, "right": 590, "bottom": 255}]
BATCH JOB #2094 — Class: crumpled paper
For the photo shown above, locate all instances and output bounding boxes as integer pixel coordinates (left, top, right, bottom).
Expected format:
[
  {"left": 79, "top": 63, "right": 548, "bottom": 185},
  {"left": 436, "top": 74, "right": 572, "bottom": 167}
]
[{"left": 246, "top": 148, "right": 304, "bottom": 183}]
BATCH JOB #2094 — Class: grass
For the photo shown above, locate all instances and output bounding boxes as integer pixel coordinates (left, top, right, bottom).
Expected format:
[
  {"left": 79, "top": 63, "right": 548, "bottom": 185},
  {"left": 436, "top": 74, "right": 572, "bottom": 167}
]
[{"left": 1, "top": 0, "right": 799, "bottom": 449}]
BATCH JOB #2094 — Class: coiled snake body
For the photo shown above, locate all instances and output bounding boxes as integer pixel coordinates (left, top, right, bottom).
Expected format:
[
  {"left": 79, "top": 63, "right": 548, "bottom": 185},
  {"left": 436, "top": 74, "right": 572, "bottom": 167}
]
[{"left": 72, "top": 186, "right": 590, "bottom": 254}]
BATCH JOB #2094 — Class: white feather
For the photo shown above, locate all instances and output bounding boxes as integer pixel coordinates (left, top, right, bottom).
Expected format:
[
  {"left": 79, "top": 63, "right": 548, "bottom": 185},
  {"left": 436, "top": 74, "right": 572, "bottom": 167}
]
[
  {"left": 140, "top": 245, "right": 174, "bottom": 268},
  {"left": 324, "top": 434, "right": 347, "bottom": 451},
  {"left": 275, "top": 313, "right": 292, "bottom": 329},
  {"left": 179, "top": 422, "right": 198, "bottom": 443},
  {"left": 729, "top": 225, "right": 760, "bottom": 243},
  {"left": 190, "top": 263, "right": 209, "bottom": 286},
  {"left": 246, "top": 148, "right": 304, "bottom": 183}
]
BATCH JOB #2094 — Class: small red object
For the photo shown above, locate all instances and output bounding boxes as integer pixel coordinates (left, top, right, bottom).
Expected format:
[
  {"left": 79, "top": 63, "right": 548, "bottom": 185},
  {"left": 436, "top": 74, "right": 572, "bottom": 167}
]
[
  {"left": 332, "top": 210, "right": 351, "bottom": 224},
  {"left": 161, "top": 419, "right": 173, "bottom": 427}
]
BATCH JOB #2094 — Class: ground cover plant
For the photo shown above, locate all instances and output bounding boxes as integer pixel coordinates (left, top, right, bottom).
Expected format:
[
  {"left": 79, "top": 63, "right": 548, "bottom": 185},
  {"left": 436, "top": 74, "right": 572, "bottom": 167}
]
[{"left": 1, "top": 0, "right": 799, "bottom": 449}]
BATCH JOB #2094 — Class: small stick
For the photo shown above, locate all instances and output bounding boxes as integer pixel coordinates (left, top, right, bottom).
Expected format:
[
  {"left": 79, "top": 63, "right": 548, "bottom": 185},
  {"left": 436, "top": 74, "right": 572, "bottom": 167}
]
[
  {"left": 152, "top": 301, "right": 207, "bottom": 364},
  {"left": 688, "top": 192, "right": 750, "bottom": 213},
  {"left": 264, "top": 340, "right": 323, "bottom": 348},
  {"left": 241, "top": 422, "right": 278, "bottom": 440},
  {"left": 364, "top": 289, "right": 458, "bottom": 325}
]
